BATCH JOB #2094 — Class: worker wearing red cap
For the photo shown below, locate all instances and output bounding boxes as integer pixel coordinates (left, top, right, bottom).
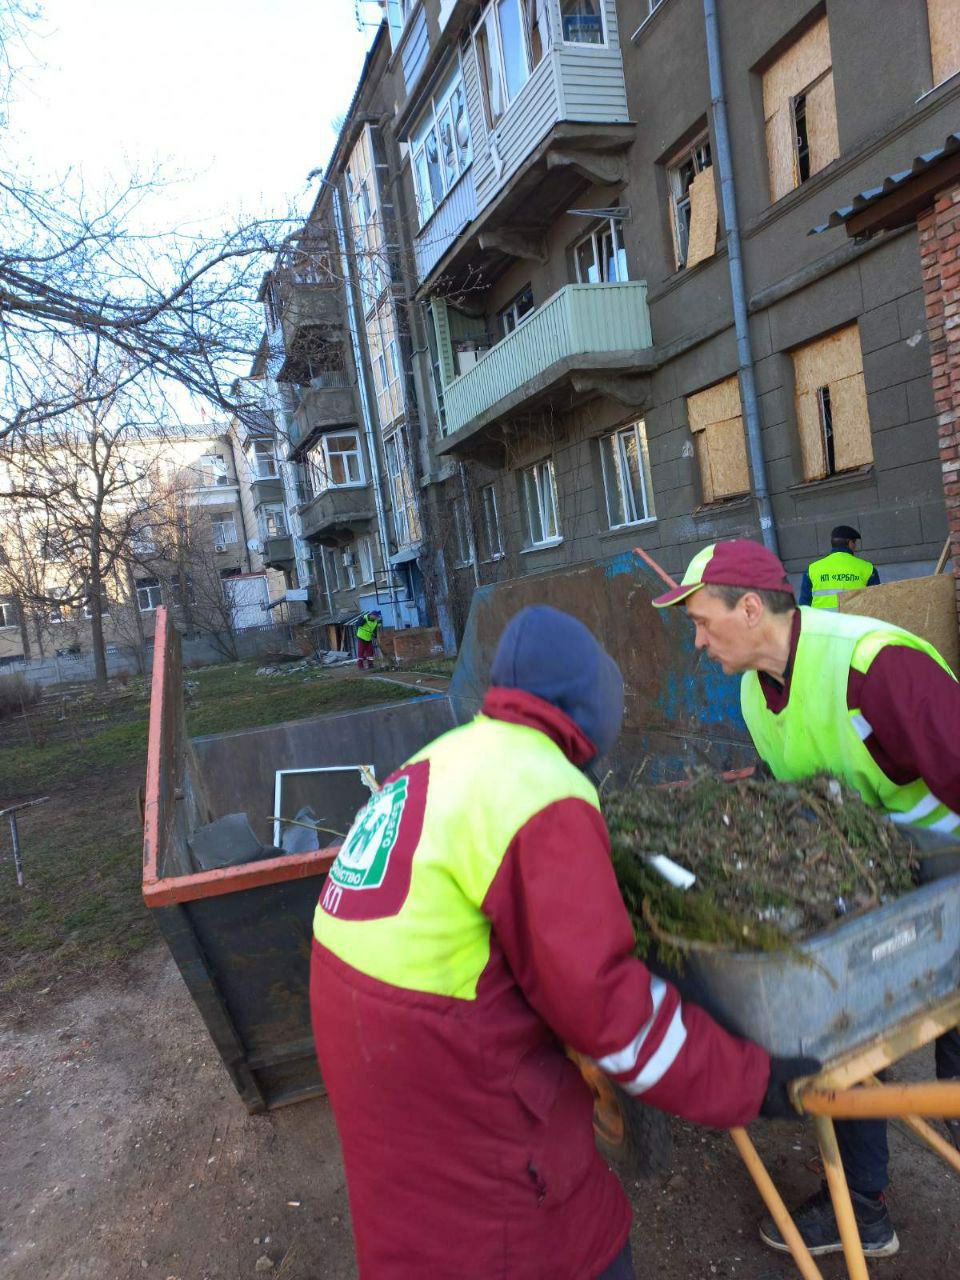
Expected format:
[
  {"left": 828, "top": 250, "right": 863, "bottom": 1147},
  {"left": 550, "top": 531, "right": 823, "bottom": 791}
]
[
  {"left": 311, "top": 605, "right": 812, "bottom": 1280},
  {"left": 653, "top": 539, "right": 960, "bottom": 1258}
]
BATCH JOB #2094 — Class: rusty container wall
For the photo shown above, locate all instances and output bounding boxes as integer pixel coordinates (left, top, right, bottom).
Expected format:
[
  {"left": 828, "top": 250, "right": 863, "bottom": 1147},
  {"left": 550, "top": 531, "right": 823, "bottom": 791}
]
[
  {"left": 448, "top": 550, "right": 754, "bottom": 779},
  {"left": 142, "top": 609, "right": 455, "bottom": 1111}
]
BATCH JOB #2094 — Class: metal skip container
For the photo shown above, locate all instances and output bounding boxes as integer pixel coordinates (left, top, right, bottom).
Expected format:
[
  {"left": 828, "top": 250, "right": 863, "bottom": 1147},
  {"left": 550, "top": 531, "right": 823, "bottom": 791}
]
[{"left": 141, "top": 609, "right": 454, "bottom": 1111}]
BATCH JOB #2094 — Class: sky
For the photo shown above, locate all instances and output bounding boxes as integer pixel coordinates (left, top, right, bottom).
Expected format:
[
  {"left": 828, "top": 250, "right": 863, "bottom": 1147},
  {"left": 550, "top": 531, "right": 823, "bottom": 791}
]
[{"left": 6, "top": 0, "right": 381, "bottom": 230}]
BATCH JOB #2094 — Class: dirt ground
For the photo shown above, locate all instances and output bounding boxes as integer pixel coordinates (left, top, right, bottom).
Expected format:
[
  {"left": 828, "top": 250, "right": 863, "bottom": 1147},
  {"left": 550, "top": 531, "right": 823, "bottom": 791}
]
[{"left": 0, "top": 948, "right": 956, "bottom": 1280}]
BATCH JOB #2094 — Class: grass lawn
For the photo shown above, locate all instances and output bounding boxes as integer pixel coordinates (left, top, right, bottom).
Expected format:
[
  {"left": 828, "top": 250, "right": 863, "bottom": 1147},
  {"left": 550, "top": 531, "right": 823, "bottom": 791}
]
[{"left": 0, "top": 661, "right": 424, "bottom": 1013}]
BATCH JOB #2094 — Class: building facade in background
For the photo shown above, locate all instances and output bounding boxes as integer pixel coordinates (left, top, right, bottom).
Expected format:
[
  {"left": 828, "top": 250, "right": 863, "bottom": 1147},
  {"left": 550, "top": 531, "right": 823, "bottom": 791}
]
[{"left": 224, "top": 2, "right": 960, "bottom": 653}]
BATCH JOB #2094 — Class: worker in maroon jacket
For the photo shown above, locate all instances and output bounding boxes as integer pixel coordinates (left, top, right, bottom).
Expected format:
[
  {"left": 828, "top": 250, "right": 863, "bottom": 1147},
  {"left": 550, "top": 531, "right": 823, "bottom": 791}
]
[
  {"left": 653, "top": 538, "right": 960, "bottom": 1260},
  {"left": 311, "top": 605, "right": 814, "bottom": 1280}
]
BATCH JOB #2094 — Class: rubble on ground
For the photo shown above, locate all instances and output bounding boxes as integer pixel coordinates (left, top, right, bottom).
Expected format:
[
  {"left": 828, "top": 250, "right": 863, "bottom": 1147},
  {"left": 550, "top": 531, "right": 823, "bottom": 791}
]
[
  {"left": 603, "top": 774, "right": 917, "bottom": 963},
  {"left": 255, "top": 650, "right": 354, "bottom": 677}
]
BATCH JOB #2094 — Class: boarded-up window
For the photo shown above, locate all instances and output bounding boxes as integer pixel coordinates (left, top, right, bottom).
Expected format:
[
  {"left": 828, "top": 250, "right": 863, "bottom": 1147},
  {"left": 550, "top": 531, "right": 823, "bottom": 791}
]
[
  {"left": 762, "top": 16, "right": 840, "bottom": 204},
  {"left": 792, "top": 324, "right": 872, "bottom": 481},
  {"left": 668, "top": 136, "right": 716, "bottom": 270},
  {"left": 687, "top": 376, "right": 750, "bottom": 504},
  {"left": 927, "top": 0, "right": 960, "bottom": 86}
]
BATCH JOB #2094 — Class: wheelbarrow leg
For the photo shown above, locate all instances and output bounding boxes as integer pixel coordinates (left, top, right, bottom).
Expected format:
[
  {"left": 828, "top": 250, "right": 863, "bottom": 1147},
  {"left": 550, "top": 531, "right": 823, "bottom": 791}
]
[
  {"left": 863, "top": 1074, "right": 960, "bottom": 1175},
  {"left": 812, "top": 1114, "right": 870, "bottom": 1280},
  {"left": 728, "top": 1127, "right": 825, "bottom": 1280}
]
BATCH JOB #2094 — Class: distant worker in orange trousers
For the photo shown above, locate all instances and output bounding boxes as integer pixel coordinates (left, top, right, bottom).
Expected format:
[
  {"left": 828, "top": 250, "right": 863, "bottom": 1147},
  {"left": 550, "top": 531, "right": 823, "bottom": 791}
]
[{"left": 310, "top": 604, "right": 817, "bottom": 1279}]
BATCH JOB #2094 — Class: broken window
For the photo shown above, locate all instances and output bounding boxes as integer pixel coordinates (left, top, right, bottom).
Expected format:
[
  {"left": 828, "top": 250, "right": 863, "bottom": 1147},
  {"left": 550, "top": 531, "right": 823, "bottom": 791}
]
[
  {"left": 686, "top": 377, "right": 750, "bottom": 505},
  {"left": 211, "top": 516, "right": 238, "bottom": 547},
  {"left": 411, "top": 63, "right": 472, "bottom": 226},
  {"left": 762, "top": 16, "right": 839, "bottom": 204},
  {"left": 499, "top": 284, "right": 535, "bottom": 337},
  {"left": 574, "top": 218, "right": 628, "bottom": 283},
  {"left": 792, "top": 324, "right": 872, "bottom": 482},
  {"left": 136, "top": 578, "right": 163, "bottom": 613},
  {"left": 450, "top": 496, "right": 474, "bottom": 565},
  {"left": 600, "top": 422, "right": 655, "bottom": 528},
  {"left": 259, "top": 505, "right": 287, "bottom": 540},
  {"left": 247, "top": 439, "right": 279, "bottom": 480},
  {"left": 668, "top": 136, "right": 716, "bottom": 270},
  {"left": 355, "top": 535, "right": 375, "bottom": 585},
  {"left": 520, "top": 459, "right": 561, "bottom": 547},
  {"left": 384, "top": 431, "right": 421, "bottom": 547},
  {"left": 560, "top": 0, "right": 605, "bottom": 44},
  {"left": 927, "top": 0, "right": 960, "bottom": 86},
  {"left": 480, "top": 483, "right": 503, "bottom": 560},
  {"left": 0, "top": 601, "right": 15, "bottom": 628}
]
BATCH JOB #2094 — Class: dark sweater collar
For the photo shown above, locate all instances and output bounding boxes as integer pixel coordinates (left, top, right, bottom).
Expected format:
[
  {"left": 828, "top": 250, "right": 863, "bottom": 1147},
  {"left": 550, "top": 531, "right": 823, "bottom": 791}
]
[{"left": 481, "top": 687, "right": 597, "bottom": 768}]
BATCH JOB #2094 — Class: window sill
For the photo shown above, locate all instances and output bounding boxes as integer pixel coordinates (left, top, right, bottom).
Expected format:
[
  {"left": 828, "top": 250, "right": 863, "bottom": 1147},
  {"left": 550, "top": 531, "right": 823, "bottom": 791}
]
[
  {"left": 521, "top": 538, "right": 564, "bottom": 554},
  {"left": 789, "top": 466, "right": 874, "bottom": 496},
  {"left": 481, "top": 553, "right": 506, "bottom": 564},
  {"left": 693, "top": 494, "right": 752, "bottom": 516},
  {"left": 598, "top": 518, "right": 658, "bottom": 540}
]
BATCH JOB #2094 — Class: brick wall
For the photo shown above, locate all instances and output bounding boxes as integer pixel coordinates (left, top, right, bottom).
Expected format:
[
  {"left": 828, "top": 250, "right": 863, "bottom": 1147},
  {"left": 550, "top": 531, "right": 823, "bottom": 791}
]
[{"left": 919, "top": 182, "right": 960, "bottom": 622}]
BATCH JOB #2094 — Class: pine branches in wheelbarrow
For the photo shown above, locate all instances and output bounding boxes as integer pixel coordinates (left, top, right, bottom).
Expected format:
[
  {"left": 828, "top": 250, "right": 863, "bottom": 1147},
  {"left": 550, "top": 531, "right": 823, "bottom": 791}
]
[{"left": 603, "top": 773, "right": 917, "bottom": 968}]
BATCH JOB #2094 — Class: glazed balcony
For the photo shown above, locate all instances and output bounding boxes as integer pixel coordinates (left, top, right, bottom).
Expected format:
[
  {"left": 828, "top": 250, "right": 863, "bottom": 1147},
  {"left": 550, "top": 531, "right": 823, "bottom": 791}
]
[{"left": 437, "top": 281, "right": 653, "bottom": 456}]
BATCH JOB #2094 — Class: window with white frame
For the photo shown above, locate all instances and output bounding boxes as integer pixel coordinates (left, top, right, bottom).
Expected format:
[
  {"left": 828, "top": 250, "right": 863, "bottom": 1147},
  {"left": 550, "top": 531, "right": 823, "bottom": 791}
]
[
  {"left": 520, "top": 459, "right": 560, "bottom": 547},
  {"left": 560, "top": 0, "right": 606, "bottom": 44},
  {"left": 211, "top": 515, "right": 238, "bottom": 546},
  {"left": 199, "top": 452, "right": 228, "bottom": 486},
  {"left": 384, "top": 432, "right": 422, "bottom": 547},
  {"left": 600, "top": 422, "right": 655, "bottom": 528},
  {"left": 356, "top": 535, "right": 375, "bottom": 584},
  {"left": 386, "top": 0, "right": 417, "bottom": 49},
  {"left": 499, "top": 284, "right": 535, "bottom": 337},
  {"left": 259, "top": 505, "right": 287, "bottom": 539},
  {"left": 480, "top": 484, "right": 503, "bottom": 559},
  {"left": 131, "top": 525, "right": 156, "bottom": 555},
  {"left": 668, "top": 135, "right": 715, "bottom": 270},
  {"left": 450, "top": 496, "right": 473, "bottom": 565},
  {"left": 170, "top": 573, "right": 196, "bottom": 607},
  {"left": 573, "top": 217, "right": 628, "bottom": 284},
  {"left": 0, "top": 601, "right": 15, "bottom": 628},
  {"left": 309, "top": 431, "right": 364, "bottom": 493},
  {"left": 248, "top": 438, "right": 279, "bottom": 480},
  {"left": 341, "top": 548, "right": 357, "bottom": 591},
  {"left": 473, "top": 0, "right": 548, "bottom": 130},
  {"left": 411, "top": 63, "right": 473, "bottom": 226},
  {"left": 136, "top": 577, "right": 163, "bottom": 612},
  {"left": 325, "top": 546, "right": 343, "bottom": 594},
  {"left": 47, "top": 587, "right": 67, "bottom": 624}
]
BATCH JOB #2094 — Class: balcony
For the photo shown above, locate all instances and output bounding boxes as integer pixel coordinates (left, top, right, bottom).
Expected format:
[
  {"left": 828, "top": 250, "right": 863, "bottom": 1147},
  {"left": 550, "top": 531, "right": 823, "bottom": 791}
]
[
  {"left": 249, "top": 473, "right": 284, "bottom": 505},
  {"left": 438, "top": 282, "right": 654, "bottom": 456},
  {"left": 261, "top": 534, "right": 294, "bottom": 569},
  {"left": 274, "top": 274, "right": 345, "bottom": 384},
  {"left": 287, "top": 371, "right": 357, "bottom": 457},
  {"left": 300, "top": 485, "right": 374, "bottom": 547}
]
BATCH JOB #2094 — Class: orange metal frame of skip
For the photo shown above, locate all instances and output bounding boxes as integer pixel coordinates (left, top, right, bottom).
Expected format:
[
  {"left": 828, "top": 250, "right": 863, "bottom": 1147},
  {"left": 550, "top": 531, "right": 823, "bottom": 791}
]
[{"left": 141, "top": 608, "right": 338, "bottom": 909}]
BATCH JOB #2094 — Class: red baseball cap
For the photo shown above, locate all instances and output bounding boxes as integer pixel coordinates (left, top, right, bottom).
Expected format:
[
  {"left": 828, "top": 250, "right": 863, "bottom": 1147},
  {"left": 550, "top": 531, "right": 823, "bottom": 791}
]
[{"left": 652, "top": 540, "right": 794, "bottom": 607}]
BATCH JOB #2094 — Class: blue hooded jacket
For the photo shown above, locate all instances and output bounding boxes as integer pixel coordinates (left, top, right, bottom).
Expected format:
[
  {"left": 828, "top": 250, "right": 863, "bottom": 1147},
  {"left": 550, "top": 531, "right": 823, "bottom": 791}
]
[{"left": 489, "top": 605, "right": 624, "bottom": 760}]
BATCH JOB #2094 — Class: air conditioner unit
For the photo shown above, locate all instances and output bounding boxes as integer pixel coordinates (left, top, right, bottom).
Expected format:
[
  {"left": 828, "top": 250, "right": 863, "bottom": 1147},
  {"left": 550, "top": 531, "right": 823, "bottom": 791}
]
[
  {"left": 214, "top": 543, "right": 228, "bottom": 553},
  {"left": 215, "top": 475, "right": 229, "bottom": 486}
]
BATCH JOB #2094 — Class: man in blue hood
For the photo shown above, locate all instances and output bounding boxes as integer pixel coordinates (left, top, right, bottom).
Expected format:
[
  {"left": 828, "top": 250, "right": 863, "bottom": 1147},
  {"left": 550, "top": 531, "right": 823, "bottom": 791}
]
[{"left": 311, "top": 606, "right": 806, "bottom": 1280}]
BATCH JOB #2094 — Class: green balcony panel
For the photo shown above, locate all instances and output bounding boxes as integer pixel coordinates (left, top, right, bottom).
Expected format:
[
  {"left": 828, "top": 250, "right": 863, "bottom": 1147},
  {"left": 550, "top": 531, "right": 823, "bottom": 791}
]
[{"left": 440, "top": 282, "right": 652, "bottom": 448}]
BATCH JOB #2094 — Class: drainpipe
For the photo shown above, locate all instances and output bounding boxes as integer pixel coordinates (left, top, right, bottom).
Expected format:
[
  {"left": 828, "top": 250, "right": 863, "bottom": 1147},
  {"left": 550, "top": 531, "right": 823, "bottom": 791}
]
[
  {"left": 332, "top": 184, "right": 402, "bottom": 627},
  {"left": 703, "top": 0, "right": 779, "bottom": 555}
]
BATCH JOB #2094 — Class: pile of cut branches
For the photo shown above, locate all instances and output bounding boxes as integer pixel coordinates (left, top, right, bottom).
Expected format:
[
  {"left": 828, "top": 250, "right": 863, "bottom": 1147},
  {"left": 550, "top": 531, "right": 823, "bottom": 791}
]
[{"left": 603, "top": 774, "right": 916, "bottom": 966}]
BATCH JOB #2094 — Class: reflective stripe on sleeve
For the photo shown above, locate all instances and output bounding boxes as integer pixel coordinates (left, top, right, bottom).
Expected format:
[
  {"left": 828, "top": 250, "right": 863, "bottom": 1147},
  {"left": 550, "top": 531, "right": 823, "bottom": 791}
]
[
  {"left": 622, "top": 1005, "right": 688, "bottom": 1096},
  {"left": 596, "top": 977, "right": 668, "bottom": 1076},
  {"left": 890, "top": 794, "right": 941, "bottom": 825},
  {"left": 850, "top": 711, "right": 873, "bottom": 741}
]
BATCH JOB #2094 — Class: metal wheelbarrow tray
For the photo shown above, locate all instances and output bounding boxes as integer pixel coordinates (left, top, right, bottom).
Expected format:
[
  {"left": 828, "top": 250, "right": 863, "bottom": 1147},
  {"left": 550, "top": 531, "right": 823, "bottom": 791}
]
[{"left": 666, "top": 873, "right": 960, "bottom": 1059}]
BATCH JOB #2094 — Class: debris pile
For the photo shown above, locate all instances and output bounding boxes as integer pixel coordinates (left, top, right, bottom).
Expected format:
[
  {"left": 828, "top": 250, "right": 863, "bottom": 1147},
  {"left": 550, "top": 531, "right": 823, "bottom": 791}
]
[
  {"left": 255, "top": 650, "right": 353, "bottom": 677},
  {"left": 603, "top": 774, "right": 917, "bottom": 963}
]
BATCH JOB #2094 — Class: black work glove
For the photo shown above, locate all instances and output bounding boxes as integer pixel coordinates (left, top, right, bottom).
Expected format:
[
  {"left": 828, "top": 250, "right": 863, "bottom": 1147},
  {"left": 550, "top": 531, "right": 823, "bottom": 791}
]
[{"left": 759, "top": 1055, "right": 822, "bottom": 1119}]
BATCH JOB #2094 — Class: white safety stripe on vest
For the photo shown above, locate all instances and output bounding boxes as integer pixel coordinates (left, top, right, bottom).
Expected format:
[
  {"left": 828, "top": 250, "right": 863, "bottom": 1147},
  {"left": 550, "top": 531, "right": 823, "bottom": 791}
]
[
  {"left": 596, "top": 977, "right": 668, "bottom": 1077},
  {"left": 623, "top": 1005, "right": 688, "bottom": 1096},
  {"left": 812, "top": 588, "right": 838, "bottom": 596},
  {"left": 890, "top": 793, "right": 941, "bottom": 825},
  {"left": 850, "top": 712, "right": 873, "bottom": 741},
  {"left": 929, "top": 810, "right": 960, "bottom": 833}
]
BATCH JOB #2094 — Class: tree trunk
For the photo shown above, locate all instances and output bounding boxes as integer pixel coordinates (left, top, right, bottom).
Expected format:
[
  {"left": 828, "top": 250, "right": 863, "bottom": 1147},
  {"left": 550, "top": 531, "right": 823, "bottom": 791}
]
[
  {"left": 17, "top": 597, "right": 32, "bottom": 660},
  {"left": 89, "top": 563, "right": 108, "bottom": 691}
]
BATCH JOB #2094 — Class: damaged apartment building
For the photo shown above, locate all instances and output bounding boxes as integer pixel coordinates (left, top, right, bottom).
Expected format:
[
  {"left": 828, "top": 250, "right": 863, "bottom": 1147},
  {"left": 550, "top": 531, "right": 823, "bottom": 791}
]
[{"left": 252, "top": 0, "right": 960, "bottom": 650}]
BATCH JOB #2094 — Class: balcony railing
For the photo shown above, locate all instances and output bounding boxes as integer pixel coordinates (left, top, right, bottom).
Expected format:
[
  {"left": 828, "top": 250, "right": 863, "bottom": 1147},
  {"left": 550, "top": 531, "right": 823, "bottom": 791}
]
[
  {"left": 441, "top": 282, "right": 652, "bottom": 442},
  {"left": 261, "top": 534, "right": 294, "bottom": 567},
  {"left": 300, "top": 485, "right": 374, "bottom": 546}
]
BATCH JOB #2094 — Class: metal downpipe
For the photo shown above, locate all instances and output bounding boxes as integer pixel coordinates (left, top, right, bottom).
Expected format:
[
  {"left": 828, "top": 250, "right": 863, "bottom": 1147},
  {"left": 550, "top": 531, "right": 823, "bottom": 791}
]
[{"left": 703, "top": 0, "right": 779, "bottom": 554}]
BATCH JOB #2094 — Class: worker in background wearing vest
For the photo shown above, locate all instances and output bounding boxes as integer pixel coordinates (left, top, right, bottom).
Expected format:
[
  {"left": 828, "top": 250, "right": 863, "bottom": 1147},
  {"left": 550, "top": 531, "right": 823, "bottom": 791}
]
[
  {"left": 800, "top": 524, "right": 879, "bottom": 609},
  {"left": 354, "top": 609, "right": 381, "bottom": 670},
  {"left": 310, "top": 605, "right": 814, "bottom": 1280},
  {"left": 654, "top": 539, "right": 960, "bottom": 1261}
]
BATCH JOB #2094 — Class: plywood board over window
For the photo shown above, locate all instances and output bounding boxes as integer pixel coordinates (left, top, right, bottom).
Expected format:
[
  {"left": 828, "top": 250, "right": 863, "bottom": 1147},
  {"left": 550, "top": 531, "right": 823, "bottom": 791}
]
[
  {"left": 685, "top": 168, "right": 718, "bottom": 268},
  {"left": 762, "top": 15, "right": 839, "bottom": 203},
  {"left": 792, "top": 323, "right": 872, "bottom": 481},
  {"left": 687, "top": 376, "right": 750, "bottom": 504},
  {"left": 927, "top": 0, "right": 960, "bottom": 86}
]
